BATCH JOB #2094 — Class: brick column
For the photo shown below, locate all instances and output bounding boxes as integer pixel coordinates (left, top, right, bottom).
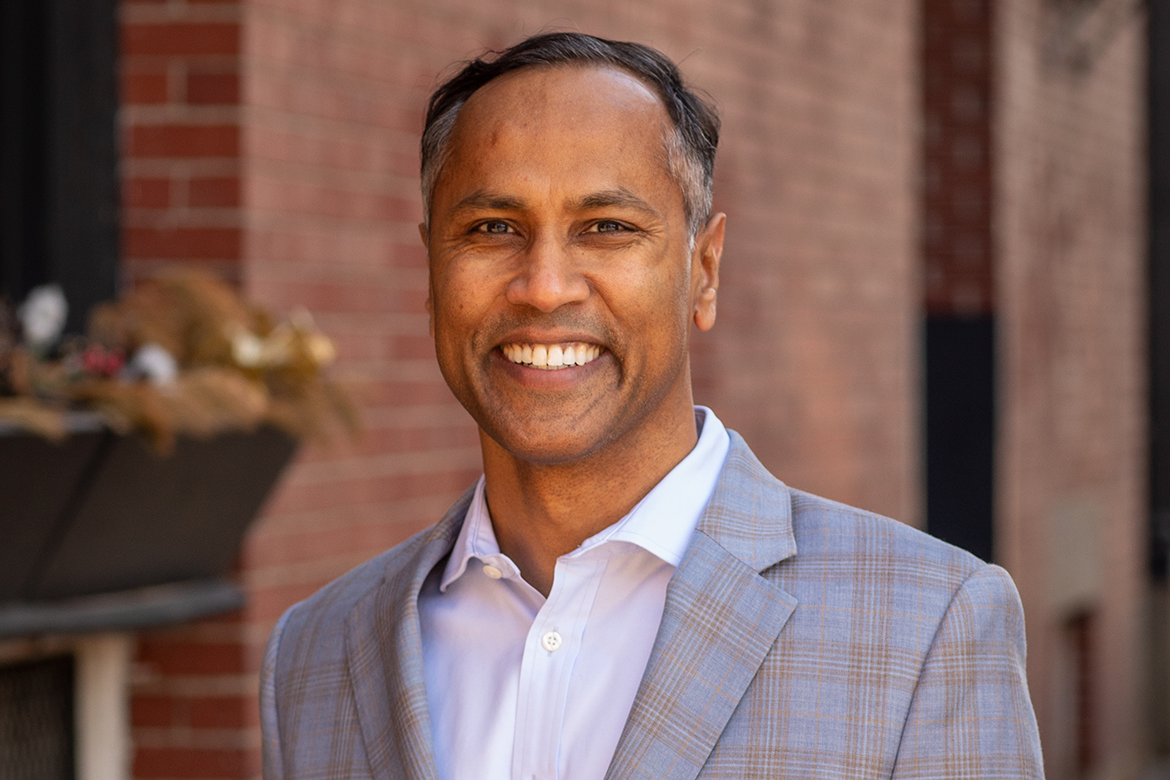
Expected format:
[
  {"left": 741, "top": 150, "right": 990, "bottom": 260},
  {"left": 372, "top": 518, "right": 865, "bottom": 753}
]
[
  {"left": 996, "top": 0, "right": 1146, "bottom": 774},
  {"left": 922, "top": 0, "right": 993, "bottom": 315},
  {"left": 121, "top": 0, "right": 242, "bottom": 286}
]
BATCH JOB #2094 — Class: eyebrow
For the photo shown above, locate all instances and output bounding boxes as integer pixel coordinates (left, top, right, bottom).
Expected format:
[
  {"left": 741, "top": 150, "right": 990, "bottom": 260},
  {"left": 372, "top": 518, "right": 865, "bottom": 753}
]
[
  {"left": 572, "top": 189, "right": 661, "bottom": 217},
  {"left": 449, "top": 191, "right": 526, "bottom": 215},
  {"left": 447, "top": 188, "right": 662, "bottom": 218}
]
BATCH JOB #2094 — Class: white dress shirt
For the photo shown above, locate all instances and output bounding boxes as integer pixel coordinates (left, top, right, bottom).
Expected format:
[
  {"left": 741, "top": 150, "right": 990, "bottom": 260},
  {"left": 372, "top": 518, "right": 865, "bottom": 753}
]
[{"left": 418, "top": 407, "right": 731, "bottom": 780}]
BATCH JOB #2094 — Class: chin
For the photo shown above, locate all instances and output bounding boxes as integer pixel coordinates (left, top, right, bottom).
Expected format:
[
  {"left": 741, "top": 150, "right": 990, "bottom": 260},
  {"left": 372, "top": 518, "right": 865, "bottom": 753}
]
[{"left": 480, "top": 415, "right": 618, "bottom": 467}]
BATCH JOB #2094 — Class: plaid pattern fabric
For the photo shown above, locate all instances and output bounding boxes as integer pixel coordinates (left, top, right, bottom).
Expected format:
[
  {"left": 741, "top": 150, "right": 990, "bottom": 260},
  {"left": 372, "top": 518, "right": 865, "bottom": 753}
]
[{"left": 261, "top": 432, "right": 1043, "bottom": 780}]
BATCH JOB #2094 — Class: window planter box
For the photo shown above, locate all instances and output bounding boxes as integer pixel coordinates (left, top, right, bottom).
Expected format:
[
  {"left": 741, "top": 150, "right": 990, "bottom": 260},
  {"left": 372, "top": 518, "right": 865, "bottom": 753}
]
[{"left": 0, "top": 418, "right": 296, "bottom": 637}]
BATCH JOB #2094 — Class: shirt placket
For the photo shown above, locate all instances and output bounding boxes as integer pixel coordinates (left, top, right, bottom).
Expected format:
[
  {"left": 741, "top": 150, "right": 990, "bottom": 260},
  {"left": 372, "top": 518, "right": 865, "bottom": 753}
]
[{"left": 512, "top": 555, "right": 609, "bottom": 780}]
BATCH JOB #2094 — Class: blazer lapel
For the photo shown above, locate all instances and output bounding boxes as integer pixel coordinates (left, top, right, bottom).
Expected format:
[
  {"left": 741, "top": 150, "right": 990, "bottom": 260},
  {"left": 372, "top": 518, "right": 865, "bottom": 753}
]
[
  {"left": 344, "top": 488, "right": 472, "bottom": 780},
  {"left": 606, "top": 433, "right": 799, "bottom": 780}
]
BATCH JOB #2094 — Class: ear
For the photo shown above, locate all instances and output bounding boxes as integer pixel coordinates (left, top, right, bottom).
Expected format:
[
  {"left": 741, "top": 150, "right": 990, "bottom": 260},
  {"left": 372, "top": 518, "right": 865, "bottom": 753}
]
[
  {"left": 692, "top": 213, "right": 724, "bottom": 332},
  {"left": 420, "top": 222, "right": 435, "bottom": 337}
]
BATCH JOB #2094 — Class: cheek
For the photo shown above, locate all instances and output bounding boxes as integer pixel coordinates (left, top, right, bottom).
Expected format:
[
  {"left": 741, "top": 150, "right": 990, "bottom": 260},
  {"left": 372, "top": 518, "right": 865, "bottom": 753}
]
[
  {"left": 430, "top": 269, "right": 502, "bottom": 375},
  {"left": 431, "top": 268, "right": 485, "bottom": 327},
  {"left": 612, "top": 267, "right": 694, "bottom": 356},
  {"left": 653, "top": 261, "right": 695, "bottom": 318}
]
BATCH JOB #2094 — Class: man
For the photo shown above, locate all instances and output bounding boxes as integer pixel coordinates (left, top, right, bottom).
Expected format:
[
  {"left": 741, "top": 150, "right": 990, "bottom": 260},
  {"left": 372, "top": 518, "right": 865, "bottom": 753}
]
[{"left": 261, "top": 33, "right": 1043, "bottom": 779}]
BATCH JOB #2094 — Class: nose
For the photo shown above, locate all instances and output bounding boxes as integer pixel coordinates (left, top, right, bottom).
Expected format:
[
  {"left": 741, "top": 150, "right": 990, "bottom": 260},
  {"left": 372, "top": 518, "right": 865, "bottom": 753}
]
[{"left": 505, "top": 234, "right": 590, "bottom": 312}]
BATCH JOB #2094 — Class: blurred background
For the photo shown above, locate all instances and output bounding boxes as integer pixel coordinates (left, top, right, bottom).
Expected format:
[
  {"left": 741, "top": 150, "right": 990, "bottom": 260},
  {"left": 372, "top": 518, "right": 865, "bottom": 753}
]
[{"left": 0, "top": 0, "right": 1162, "bottom": 777}]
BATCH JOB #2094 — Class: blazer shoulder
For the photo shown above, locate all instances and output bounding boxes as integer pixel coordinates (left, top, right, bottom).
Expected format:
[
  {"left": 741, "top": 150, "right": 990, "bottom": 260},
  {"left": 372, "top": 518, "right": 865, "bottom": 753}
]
[
  {"left": 709, "top": 432, "right": 991, "bottom": 593},
  {"left": 784, "top": 487, "right": 995, "bottom": 602}
]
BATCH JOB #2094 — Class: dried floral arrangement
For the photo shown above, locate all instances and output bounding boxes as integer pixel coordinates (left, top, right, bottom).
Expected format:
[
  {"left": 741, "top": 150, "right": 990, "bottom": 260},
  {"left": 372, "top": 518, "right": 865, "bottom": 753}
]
[{"left": 0, "top": 273, "right": 360, "bottom": 452}]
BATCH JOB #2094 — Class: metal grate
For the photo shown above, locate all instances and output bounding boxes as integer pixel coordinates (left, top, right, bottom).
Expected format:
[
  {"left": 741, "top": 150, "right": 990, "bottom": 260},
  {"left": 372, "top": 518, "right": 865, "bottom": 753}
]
[{"left": 0, "top": 656, "right": 74, "bottom": 780}]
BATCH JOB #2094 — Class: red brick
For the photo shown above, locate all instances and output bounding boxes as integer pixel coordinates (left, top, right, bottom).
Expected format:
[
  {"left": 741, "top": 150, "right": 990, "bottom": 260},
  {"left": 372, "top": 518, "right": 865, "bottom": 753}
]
[
  {"left": 189, "top": 696, "right": 250, "bottom": 729},
  {"left": 188, "top": 177, "right": 240, "bottom": 207},
  {"left": 252, "top": 279, "right": 419, "bottom": 314},
  {"left": 123, "top": 177, "right": 171, "bottom": 209},
  {"left": 123, "top": 24, "right": 239, "bottom": 57},
  {"left": 128, "top": 125, "right": 239, "bottom": 158},
  {"left": 122, "top": 71, "right": 169, "bottom": 104},
  {"left": 390, "top": 334, "right": 436, "bottom": 360},
  {"left": 134, "top": 747, "right": 249, "bottom": 779},
  {"left": 137, "top": 641, "right": 246, "bottom": 675},
  {"left": 131, "top": 695, "right": 176, "bottom": 728},
  {"left": 265, "top": 467, "right": 480, "bottom": 516},
  {"left": 124, "top": 226, "right": 242, "bottom": 260},
  {"left": 187, "top": 72, "right": 239, "bottom": 105}
]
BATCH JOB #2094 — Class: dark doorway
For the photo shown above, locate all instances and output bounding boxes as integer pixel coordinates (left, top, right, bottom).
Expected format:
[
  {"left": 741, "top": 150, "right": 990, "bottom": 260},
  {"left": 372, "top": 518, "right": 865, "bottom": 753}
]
[{"left": 925, "top": 317, "right": 996, "bottom": 562}]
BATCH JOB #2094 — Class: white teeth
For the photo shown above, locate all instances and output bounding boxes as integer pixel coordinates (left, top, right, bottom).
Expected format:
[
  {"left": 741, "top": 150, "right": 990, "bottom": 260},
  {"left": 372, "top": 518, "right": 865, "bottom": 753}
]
[{"left": 501, "top": 342, "right": 602, "bottom": 370}]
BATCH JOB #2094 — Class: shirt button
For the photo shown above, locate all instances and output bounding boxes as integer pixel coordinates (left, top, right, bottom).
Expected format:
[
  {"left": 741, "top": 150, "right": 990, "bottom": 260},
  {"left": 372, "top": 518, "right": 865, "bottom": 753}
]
[
  {"left": 482, "top": 564, "right": 503, "bottom": 579},
  {"left": 541, "top": 631, "right": 563, "bottom": 652}
]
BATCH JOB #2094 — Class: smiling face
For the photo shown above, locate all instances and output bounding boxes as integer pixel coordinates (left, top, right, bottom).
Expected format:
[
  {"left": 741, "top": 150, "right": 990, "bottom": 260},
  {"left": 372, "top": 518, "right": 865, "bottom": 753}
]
[{"left": 424, "top": 64, "right": 722, "bottom": 467}]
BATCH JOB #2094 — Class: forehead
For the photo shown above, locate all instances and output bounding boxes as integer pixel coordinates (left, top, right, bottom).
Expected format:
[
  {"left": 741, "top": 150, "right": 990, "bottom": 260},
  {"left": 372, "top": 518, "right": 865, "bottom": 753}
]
[
  {"left": 459, "top": 63, "right": 669, "bottom": 130},
  {"left": 435, "top": 65, "right": 678, "bottom": 201}
]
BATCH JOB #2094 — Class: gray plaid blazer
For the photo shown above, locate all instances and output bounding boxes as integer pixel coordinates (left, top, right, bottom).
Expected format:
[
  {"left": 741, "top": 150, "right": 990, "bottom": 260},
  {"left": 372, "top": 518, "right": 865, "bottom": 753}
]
[{"left": 261, "top": 432, "right": 1044, "bottom": 779}]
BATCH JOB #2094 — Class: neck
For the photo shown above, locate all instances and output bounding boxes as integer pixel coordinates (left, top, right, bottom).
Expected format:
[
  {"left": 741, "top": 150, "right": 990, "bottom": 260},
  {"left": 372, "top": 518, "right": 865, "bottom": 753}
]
[{"left": 481, "top": 398, "right": 699, "bottom": 597}]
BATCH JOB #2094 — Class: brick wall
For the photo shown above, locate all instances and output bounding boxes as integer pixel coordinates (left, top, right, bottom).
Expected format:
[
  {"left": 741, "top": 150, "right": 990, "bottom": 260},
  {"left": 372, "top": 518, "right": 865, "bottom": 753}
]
[
  {"left": 121, "top": 1, "right": 919, "bottom": 777},
  {"left": 687, "top": 1, "right": 919, "bottom": 523},
  {"left": 922, "top": 0, "right": 993, "bottom": 316},
  {"left": 995, "top": 1, "right": 1147, "bottom": 776},
  {"left": 121, "top": 0, "right": 242, "bottom": 287},
  {"left": 130, "top": 612, "right": 255, "bottom": 779}
]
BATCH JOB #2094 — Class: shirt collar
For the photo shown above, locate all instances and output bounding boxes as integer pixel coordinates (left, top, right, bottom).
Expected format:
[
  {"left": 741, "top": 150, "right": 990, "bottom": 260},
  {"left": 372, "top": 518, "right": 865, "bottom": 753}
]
[{"left": 439, "top": 406, "right": 731, "bottom": 592}]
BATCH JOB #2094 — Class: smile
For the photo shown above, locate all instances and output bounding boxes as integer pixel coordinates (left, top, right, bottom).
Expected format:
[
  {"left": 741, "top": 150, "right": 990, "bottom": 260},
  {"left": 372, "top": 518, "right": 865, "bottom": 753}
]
[{"left": 501, "top": 342, "right": 602, "bottom": 370}]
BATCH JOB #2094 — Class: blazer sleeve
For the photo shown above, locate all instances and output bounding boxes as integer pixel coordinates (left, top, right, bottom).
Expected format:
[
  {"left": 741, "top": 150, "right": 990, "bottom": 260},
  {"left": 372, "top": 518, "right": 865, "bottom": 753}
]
[
  {"left": 892, "top": 563, "right": 1045, "bottom": 779},
  {"left": 260, "top": 607, "right": 294, "bottom": 780}
]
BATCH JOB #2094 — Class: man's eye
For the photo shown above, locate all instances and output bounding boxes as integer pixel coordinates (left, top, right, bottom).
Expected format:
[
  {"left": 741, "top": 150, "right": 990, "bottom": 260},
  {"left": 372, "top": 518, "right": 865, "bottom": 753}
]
[
  {"left": 590, "top": 220, "right": 628, "bottom": 234},
  {"left": 475, "top": 221, "right": 512, "bottom": 234}
]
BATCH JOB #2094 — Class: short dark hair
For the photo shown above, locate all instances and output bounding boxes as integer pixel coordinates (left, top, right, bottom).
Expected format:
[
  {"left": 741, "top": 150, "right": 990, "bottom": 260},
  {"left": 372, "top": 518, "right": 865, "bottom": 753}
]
[{"left": 420, "top": 32, "right": 721, "bottom": 236}]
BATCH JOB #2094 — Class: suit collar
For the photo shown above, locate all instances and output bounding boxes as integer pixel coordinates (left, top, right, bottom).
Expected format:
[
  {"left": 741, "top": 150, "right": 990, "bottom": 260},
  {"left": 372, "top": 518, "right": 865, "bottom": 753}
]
[
  {"left": 344, "top": 484, "right": 474, "bottom": 780},
  {"left": 606, "top": 431, "right": 799, "bottom": 780}
]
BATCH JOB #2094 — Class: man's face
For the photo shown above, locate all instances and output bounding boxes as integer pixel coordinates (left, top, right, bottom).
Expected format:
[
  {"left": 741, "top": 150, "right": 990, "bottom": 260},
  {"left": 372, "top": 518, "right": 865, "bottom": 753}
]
[{"left": 424, "top": 65, "right": 721, "bottom": 465}]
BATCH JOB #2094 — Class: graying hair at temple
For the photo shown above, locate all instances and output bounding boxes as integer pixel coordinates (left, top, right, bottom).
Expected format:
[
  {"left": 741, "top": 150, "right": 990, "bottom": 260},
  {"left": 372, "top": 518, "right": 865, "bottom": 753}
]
[{"left": 419, "top": 32, "right": 721, "bottom": 237}]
